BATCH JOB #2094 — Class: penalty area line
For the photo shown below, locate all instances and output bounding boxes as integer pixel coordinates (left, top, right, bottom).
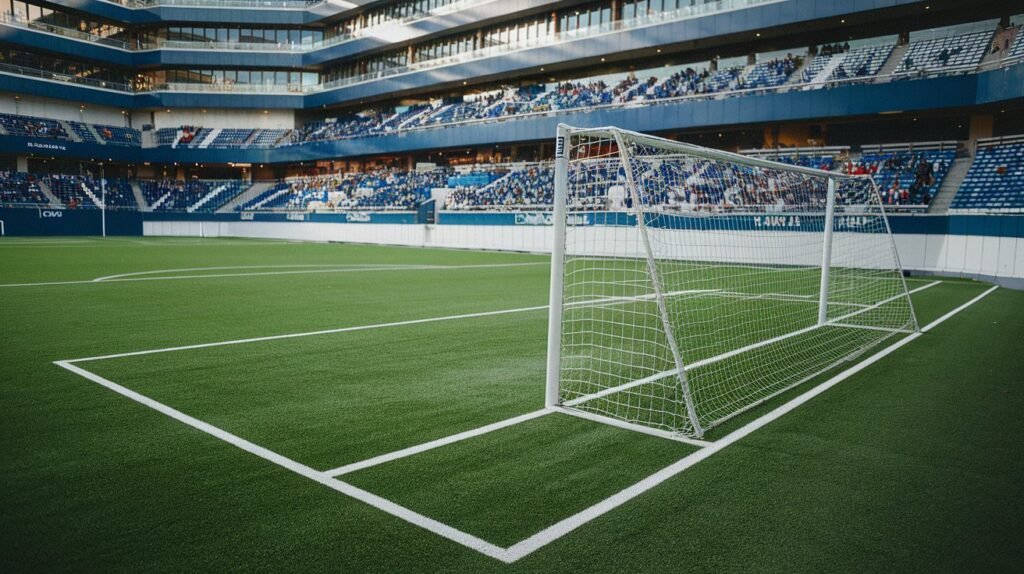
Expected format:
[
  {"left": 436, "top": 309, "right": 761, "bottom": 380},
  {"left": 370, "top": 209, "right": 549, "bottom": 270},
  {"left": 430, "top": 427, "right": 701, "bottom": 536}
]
[
  {"left": 52, "top": 360, "right": 513, "bottom": 563},
  {"left": 0, "top": 261, "right": 546, "bottom": 288}
]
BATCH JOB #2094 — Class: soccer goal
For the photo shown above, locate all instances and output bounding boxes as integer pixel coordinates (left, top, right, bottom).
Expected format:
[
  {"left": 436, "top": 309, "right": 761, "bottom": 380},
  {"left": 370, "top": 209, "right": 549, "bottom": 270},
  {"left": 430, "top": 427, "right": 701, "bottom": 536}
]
[{"left": 545, "top": 125, "right": 918, "bottom": 439}]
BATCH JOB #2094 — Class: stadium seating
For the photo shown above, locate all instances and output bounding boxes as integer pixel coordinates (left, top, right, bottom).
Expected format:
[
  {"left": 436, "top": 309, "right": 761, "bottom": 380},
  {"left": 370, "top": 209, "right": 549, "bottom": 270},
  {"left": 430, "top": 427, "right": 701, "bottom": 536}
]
[
  {"left": 96, "top": 126, "right": 141, "bottom": 146},
  {"left": 45, "top": 174, "right": 99, "bottom": 208},
  {"left": 238, "top": 169, "right": 452, "bottom": 211},
  {"left": 828, "top": 43, "right": 895, "bottom": 81},
  {"left": 138, "top": 180, "right": 245, "bottom": 212},
  {"left": 445, "top": 166, "right": 554, "bottom": 209},
  {"left": 898, "top": 30, "right": 993, "bottom": 75},
  {"left": 0, "top": 113, "right": 68, "bottom": 139},
  {"left": 209, "top": 129, "right": 253, "bottom": 147},
  {"left": 70, "top": 122, "right": 99, "bottom": 143},
  {"left": 951, "top": 139, "right": 1024, "bottom": 212},
  {"left": 851, "top": 148, "right": 955, "bottom": 206},
  {"left": 0, "top": 172, "right": 48, "bottom": 205},
  {"left": 238, "top": 182, "right": 292, "bottom": 210},
  {"left": 1011, "top": 29, "right": 1024, "bottom": 58},
  {"left": 743, "top": 55, "right": 800, "bottom": 88}
]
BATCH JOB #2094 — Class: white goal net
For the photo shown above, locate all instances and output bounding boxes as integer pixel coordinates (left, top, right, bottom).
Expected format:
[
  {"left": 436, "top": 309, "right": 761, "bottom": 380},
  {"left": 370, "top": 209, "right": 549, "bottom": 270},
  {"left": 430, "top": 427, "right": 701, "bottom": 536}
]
[{"left": 545, "top": 125, "right": 918, "bottom": 439}]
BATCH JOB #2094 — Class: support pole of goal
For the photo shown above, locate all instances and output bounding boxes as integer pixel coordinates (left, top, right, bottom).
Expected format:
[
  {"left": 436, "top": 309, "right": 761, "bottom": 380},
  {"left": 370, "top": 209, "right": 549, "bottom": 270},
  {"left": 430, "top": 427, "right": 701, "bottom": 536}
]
[
  {"left": 100, "top": 164, "right": 106, "bottom": 238},
  {"left": 612, "top": 130, "right": 704, "bottom": 438},
  {"left": 817, "top": 177, "right": 837, "bottom": 326},
  {"left": 545, "top": 124, "right": 570, "bottom": 409}
]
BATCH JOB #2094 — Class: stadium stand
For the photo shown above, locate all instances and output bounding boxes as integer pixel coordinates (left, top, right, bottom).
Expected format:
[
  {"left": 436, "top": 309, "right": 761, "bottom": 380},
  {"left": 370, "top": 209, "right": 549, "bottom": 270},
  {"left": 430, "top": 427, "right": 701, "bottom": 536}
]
[
  {"left": 951, "top": 135, "right": 1024, "bottom": 212},
  {"left": 897, "top": 30, "right": 994, "bottom": 75},
  {"left": 0, "top": 113, "right": 68, "bottom": 139},
  {"left": 245, "top": 169, "right": 452, "bottom": 211},
  {"left": 0, "top": 172, "right": 47, "bottom": 205},
  {"left": 743, "top": 55, "right": 800, "bottom": 88},
  {"left": 45, "top": 174, "right": 99, "bottom": 208},
  {"left": 445, "top": 166, "right": 554, "bottom": 209},
  {"left": 140, "top": 179, "right": 245, "bottom": 212},
  {"left": 853, "top": 144, "right": 957, "bottom": 206}
]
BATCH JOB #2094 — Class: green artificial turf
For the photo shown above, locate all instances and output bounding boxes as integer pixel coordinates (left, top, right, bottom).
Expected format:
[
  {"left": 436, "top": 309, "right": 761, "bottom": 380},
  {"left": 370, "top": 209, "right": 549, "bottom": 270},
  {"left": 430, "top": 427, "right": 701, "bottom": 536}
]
[{"left": 1, "top": 237, "right": 1021, "bottom": 572}]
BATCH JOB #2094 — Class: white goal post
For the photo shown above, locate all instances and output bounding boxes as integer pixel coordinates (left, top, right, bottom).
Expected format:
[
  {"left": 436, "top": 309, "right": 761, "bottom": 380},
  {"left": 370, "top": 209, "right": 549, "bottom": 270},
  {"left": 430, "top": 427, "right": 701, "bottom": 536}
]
[{"left": 545, "top": 124, "right": 918, "bottom": 439}]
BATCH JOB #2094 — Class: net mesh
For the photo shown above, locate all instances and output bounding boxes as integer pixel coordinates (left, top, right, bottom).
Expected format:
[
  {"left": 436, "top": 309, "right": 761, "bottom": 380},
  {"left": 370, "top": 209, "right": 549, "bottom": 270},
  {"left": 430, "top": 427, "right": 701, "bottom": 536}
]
[{"left": 555, "top": 127, "right": 917, "bottom": 438}]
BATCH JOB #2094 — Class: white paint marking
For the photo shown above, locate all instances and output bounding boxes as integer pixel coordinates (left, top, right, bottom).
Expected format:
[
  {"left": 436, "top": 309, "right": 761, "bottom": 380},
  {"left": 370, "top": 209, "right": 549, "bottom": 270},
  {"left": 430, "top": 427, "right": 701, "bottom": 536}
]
[
  {"left": 567, "top": 281, "right": 939, "bottom": 416},
  {"left": 502, "top": 284, "right": 998, "bottom": 562},
  {"left": 921, "top": 285, "right": 999, "bottom": 332},
  {"left": 565, "top": 322, "right": 821, "bottom": 408},
  {"left": 829, "top": 323, "right": 915, "bottom": 334},
  {"left": 0, "top": 261, "right": 546, "bottom": 288},
  {"left": 53, "top": 360, "right": 513, "bottom": 563},
  {"left": 65, "top": 304, "right": 551, "bottom": 363},
  {"left": 52, "top": 283, "right": 997, "bottom": 563},
  {"left": 91, "top": 264, "right": 424, "bottom": 282},
  {"left": 325, "top": 409, "right": 554, "bottom": 477},
  {"left": 554, "top": 407, "right": 712, "bottom": 447},
  {"left": 828, "top": 280, "right": 940, "bottom": 325}
]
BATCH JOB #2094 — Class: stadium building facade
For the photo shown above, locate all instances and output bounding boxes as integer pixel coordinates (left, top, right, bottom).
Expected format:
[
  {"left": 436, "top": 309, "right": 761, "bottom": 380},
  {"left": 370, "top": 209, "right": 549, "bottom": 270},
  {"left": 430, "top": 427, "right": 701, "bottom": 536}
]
[{"left": 0, "top": 0, "right": 1022, "bottom": 283}]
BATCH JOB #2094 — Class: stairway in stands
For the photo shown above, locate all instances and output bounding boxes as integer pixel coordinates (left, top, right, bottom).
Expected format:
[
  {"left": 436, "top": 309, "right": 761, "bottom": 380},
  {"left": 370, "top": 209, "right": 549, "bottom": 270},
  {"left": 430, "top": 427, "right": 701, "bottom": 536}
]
[
  {"left": 58, "top": 120, "right": 81, "bottom": 142},
  {"left": 84, "top": 124, "right": 104, "bottom": 144},
  {"left": 130, "top": 181, "right": 149, "bottom": 211},
  {"left": 217, "top": 182, "right": 271, "bottom": 212},
  {"left": 77, "top": 180, "right": 104, "bottom": 208},
  {"left": 36, "top": 180, "right": 65, "bottom": 208},
  {"left": 149, "top": 190, "right": 174, "bottom": 211},
  {"left": 929, "top": 155, "right": 972, "bottom": 213},
  {"left": 784, "top": 56, "right": 813, "bottom": 85},
  {"left": 874, "top": 43, "right": 909, "bottom": 81},
  {"left": 198, "top": 128, "right": 222, "bottom": 148}
]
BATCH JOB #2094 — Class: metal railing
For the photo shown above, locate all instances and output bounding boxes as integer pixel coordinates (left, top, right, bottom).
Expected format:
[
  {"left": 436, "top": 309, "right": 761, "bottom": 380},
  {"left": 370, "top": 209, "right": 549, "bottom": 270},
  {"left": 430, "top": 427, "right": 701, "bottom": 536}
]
[
  {"left": 0, "top": 13, "right": 131, "bottom": 49},
  {"left": 112, "top": 0, "right": 324, "bottom": 8},
  {"left": 316, "top": 0, "right": 781, "bottom": 91},
  {"left": 0, "top": 62, "right": 132, "bottom": 91}
]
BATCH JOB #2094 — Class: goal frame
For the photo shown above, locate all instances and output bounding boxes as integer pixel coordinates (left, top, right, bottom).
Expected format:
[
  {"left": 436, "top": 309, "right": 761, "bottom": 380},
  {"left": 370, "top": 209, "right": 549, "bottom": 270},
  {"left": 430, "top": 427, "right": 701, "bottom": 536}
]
[{"left": 544, "top": 123, "right": 918, "bottom": 438}]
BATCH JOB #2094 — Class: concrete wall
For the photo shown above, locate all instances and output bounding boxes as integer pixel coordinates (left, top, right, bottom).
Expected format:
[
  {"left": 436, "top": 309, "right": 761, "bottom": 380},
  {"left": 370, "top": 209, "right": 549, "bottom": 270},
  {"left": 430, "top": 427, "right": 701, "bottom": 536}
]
[
  {"left": 143, "top": 219, "right": 1024, "bottom": 282},
  {"left": 0, "top": 92, "right": 127, "bottom": 126}
]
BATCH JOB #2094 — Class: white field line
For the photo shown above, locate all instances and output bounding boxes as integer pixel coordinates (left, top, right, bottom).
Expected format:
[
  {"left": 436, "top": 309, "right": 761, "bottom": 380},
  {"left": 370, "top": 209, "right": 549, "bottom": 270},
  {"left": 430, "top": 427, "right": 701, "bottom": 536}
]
[
  {"left": 64, "top": 303, "right": 550, "bottom": 363},
  {"left": 325, "top": 409, "right": 554, "bottom": 477},
  {"left": 920, "top": 285, "right": 999, "bottom": 332},
  {"left": 554, "top": 407, "right": 712, "bottom": 448},
  {"left": 52, "top": 283, "right": 998, "bottom": 563},
  {"left": 52, "top": 360, "right": 510, "bottom": 562},
  {"left": 0, "top": 261, "right": 547, "bottom": 288},
  {"left": 828, "top": 323, "right": 914, "bottom": 334},
  {"left": 564, "top": 281, "right": 940, "bottom": 419},
  {"left": 60, "top": 288, "right": 768, "bottom": 364},
  {"left": 325, "top": 283, "right": 881, "bottom": 474},
  {"left": 828, "top": 280, "right": 940, "bottom": 325},
  {"left": 91, "top": 264, "right": 429, "bottom": 282},
  {"left": 564, "top": 323, "right": 820, "bottom": 408},
  {"left": 502, "top": 284, "right": 999, "bottom": 562}
]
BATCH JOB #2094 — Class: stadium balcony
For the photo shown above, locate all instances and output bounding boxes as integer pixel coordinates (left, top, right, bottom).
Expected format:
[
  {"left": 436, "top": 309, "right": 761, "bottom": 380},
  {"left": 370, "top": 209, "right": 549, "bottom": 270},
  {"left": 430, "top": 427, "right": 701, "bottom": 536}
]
[
  {"left": 950, "top": 135, "right": 1024, "bottom": 213},
  {"left": 0, "top": 112, "right": 141, "bottom": 147},
  {"left": 39, "top": 0, "right": 340, "bottom": 27},
  {"left": 3, "top": 0, "right": 693, "bottom": 71},
  {"left": 0, "top": 0, "right": 956, "bottom": 109},
  {"left": 0, "top": 28, "right": 1021, "bottom": 164}
]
